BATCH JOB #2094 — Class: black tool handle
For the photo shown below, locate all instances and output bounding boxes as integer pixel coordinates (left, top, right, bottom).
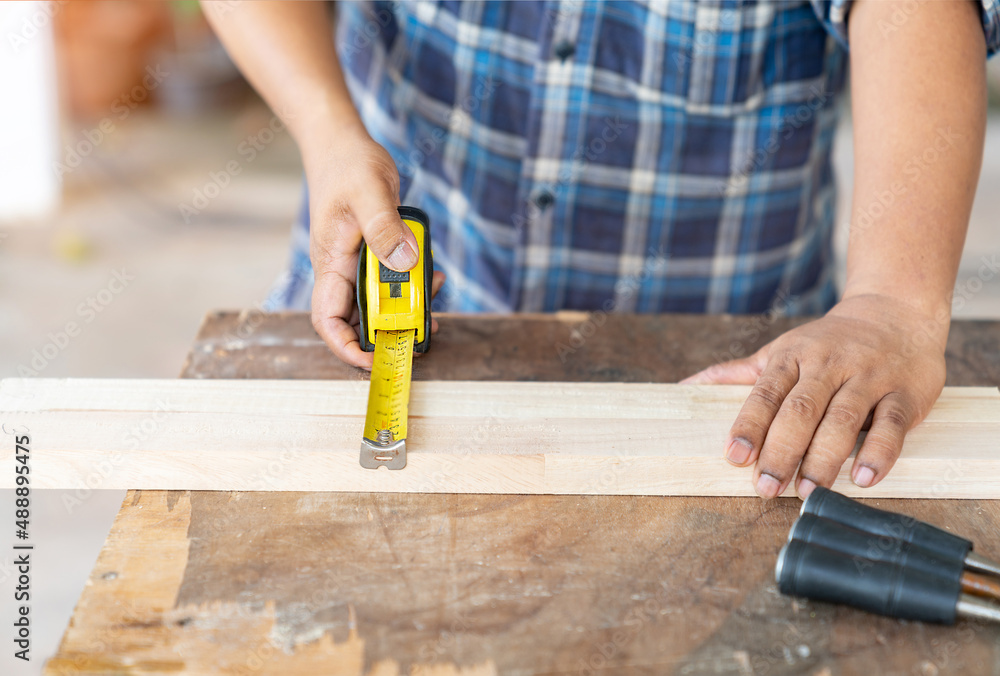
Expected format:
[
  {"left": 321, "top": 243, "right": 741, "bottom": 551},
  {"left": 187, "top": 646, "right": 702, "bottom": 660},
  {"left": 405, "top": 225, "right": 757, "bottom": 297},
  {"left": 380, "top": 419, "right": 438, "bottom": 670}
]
[
  {"left": 790, "top": 514, "right": 965, "bottom": 583},
  {"left": 800, "top": 487, "right": 972, "bottom": 562},
  {"left": 776, "top": 539, "right": 959, "bottom": 624}
]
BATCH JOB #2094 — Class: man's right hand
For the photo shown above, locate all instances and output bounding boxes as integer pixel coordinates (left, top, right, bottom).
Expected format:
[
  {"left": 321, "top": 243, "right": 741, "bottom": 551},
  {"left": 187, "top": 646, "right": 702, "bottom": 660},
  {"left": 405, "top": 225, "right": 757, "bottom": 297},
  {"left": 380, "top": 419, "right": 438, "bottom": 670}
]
[
  {"left": 304, "top": 125, "right": 441, "bottom": 369},
  {"left": 203, "top": 2, "right": 442, "bottom": 368}
]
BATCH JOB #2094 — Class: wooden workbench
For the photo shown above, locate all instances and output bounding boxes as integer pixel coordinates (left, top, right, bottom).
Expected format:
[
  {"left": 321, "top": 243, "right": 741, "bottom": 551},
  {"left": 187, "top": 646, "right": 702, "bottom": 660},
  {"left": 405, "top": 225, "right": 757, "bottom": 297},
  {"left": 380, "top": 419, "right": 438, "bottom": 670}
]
[{"left": 48, "top": 312, "right": 1000, "bottom": 675}]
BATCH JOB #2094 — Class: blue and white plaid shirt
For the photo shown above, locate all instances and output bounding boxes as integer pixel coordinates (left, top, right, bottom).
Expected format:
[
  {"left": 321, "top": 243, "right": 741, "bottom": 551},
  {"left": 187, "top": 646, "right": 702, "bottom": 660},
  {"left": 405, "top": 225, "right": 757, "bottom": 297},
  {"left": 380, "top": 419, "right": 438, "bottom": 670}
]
[{"left": 271, "top": 0, "right": 1000, "bottom": 315}]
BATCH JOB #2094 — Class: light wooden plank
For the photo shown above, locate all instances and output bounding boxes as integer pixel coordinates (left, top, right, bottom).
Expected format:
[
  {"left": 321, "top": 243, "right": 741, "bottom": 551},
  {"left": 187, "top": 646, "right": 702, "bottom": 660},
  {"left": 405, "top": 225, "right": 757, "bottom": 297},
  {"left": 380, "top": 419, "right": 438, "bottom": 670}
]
[
  {"left": 1, "top": 378, "right": 998, "bottom": 497},
  {"left": 4, "top": 378, "right": 998, "bottom": 422}
]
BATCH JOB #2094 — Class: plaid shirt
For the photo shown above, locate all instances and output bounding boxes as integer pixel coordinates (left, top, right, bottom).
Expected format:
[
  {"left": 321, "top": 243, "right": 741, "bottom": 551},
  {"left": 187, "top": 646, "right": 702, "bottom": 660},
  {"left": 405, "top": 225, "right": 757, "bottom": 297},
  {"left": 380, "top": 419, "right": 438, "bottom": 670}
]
[{"left": 272, "top": 0, "right": 1000, "bottom": 315}]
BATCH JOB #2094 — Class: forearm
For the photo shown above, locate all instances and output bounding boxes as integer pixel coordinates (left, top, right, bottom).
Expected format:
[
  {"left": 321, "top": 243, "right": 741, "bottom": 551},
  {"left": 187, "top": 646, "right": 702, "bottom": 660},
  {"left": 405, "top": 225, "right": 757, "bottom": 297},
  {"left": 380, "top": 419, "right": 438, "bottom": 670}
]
[
  {"left": 203, "top": 3, "right": 420, "bottom": 365},
  {"left": 845, "top": 0, "right": 987, "bottom": 333},
  {"left": 202, "top": 1, "right": 364, "bottom": 153}
]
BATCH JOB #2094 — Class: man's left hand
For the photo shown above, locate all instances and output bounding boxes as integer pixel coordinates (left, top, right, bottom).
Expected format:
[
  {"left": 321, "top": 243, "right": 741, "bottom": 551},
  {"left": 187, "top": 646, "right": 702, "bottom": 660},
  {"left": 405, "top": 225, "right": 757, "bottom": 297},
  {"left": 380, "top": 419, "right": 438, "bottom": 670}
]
[{"left": 682, "top": 294, "right": 948, "bottom": 499}]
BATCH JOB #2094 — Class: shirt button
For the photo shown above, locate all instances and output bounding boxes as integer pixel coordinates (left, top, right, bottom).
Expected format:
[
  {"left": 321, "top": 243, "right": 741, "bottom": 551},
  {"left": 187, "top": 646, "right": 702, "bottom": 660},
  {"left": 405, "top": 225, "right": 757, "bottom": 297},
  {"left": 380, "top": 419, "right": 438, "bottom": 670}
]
[
  {"left": 534, "top": 190, "right": 555, "bottom": 209},
  {"left": 554, "top": 40, "right": 575, "bottom": 62}
]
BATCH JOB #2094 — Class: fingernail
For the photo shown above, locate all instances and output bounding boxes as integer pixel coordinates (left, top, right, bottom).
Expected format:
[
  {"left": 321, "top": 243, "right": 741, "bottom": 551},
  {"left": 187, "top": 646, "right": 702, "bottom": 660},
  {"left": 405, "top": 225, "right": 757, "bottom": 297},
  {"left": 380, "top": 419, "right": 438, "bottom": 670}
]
[
  {"left": 725, "top": 438, "right": 753, "bottom": 465},
  {"left": 756, "top": 473, "right": 781, "bottom": 499},
  {"left": 386, "top": 240, "right": 418, "bottom": 270},
  {"left": 797, "top": 478, "right": 816, "bottom": 499},
  {"left": 854, "top": 465, "right": 876, "bottom": 488}
]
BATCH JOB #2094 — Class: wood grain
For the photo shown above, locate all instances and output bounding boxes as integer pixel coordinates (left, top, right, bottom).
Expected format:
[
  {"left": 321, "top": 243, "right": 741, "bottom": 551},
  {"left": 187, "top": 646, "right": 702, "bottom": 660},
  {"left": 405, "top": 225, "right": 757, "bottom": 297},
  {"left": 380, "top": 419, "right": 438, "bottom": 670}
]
[
  {"left": 3, "top": 378, "right": 999, "bottom": 497},
  {"left": 45, "top": 489, "right": 1000, "bottom": 676},
  {"left": 180, "top": 311, "right": 1000, "bottom": 387},
  {"left": 45, "top": 490, "right": 498, "bottom": 676},
  {"left": 44, "top": 313, "right": 1000, "bottom": 675}
]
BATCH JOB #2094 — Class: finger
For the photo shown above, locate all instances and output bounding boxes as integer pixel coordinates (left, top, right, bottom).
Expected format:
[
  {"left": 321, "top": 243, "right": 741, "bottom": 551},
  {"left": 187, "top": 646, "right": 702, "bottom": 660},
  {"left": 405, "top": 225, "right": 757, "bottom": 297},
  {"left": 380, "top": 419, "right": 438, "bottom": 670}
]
[
  {"left": 431, "top": 270, "right": 446, "bottom": 299},
  {"left": 795, "top": 383, "right": 874, "bottom": 498},
  {"left": 725, "top": 356, "right": 798, "bottom": 470},
  {"left": 311, "top": 268, "right": 374, "bottom": 370},
  {"left": 753, "top": 372, "right": 838, "bottom": 499},
  {"left": 352, "top": 184, "right": 418, "bottom": 272},
  {"left": 311, "top": 214, "right": 370, "bottom": 367},
  {"left": 310, "top": 178, "right": 408, "bottom": 366},
  {"left": 429, "top": 271, "right": 446, "bottom": 335},
  {"left": 681, "top": 353, "right": 767, "bottom": 385},
  {"left": 851, "top": 392, "right": 913, "bottom": 489}
]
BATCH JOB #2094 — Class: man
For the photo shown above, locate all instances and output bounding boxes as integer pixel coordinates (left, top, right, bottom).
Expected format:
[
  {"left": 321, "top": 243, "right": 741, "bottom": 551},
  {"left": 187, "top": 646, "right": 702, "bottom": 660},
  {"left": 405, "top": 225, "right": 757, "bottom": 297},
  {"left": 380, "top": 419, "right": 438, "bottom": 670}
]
[{"left": 205, "top": 0, "right": 997, "bottom": 499}]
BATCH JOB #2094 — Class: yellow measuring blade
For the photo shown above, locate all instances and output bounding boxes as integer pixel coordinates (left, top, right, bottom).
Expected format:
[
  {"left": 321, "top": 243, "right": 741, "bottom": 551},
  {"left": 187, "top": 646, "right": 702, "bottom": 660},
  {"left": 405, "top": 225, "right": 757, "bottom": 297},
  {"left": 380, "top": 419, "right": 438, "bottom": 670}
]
[{"left": 363, "top": 328, "right": 415, "bottom": 444}]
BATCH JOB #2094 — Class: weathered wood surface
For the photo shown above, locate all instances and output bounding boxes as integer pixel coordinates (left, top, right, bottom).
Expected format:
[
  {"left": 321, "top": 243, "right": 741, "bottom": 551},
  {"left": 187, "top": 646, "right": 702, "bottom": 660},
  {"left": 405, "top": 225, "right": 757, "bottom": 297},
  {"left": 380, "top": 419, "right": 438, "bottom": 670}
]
[
  {"left": 48, "top": 312, "right": 1000, "bottom": 675},
  {"left": 180, "top": 310, "right": 1000, "bottom": 387},
  {"left": 6, "top": 378, "right": 1000, "bottom": 497}
]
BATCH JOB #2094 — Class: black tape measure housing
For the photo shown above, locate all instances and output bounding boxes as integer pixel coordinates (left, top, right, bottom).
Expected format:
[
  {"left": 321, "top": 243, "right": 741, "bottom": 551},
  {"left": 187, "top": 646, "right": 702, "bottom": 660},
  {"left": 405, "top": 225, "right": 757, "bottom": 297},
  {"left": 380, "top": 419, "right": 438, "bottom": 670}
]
[{"left": 356, "top": 205, "right": 434, "bottom": 353}]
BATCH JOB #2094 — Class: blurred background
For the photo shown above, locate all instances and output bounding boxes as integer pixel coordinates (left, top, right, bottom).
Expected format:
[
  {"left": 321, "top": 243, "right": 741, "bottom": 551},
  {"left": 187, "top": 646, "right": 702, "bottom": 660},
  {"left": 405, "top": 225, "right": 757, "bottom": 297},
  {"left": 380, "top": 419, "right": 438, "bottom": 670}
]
[
  {"left": 0, "top": 2, "right": 300, "bottom": 673},
  {"left": 0, "top": 1, "right": 999, "bottom": 672},
  {"left": 1, "top": 0, "right": 299, "bottom": 382}
]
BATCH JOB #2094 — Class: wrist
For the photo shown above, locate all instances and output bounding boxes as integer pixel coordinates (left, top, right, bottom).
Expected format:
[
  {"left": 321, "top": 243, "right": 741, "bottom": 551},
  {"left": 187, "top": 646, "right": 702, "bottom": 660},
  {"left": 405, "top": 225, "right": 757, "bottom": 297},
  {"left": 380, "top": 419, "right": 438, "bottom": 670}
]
[
  {"left": 835, "top": 290, "right": 952, "bottom": 348},
  {"left": 290, "top": 93, "right": 369, "bottom": 162},
  {"left": 841, "top": 279, "right": 952, "bottom": 322},
  {"left": 300, "top": 122, "right": 371, "bottom": 175}
]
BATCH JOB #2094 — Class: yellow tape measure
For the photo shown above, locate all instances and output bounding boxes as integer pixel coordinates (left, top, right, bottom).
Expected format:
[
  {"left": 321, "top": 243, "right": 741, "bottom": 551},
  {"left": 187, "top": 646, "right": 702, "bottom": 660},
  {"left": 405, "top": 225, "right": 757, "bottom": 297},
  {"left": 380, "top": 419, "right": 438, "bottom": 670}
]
[
  {"left": 357, "top": 207, "right": 432, "bottom": 470},
  {"left": 363, "top": 328, "right": 414, "bottom": 444}
]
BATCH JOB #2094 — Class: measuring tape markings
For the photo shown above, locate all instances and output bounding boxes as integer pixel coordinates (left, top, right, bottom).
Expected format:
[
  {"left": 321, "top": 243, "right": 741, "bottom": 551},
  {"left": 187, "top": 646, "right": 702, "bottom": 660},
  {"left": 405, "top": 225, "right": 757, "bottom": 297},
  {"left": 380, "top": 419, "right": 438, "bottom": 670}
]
[{"left": 363, "top": 328, "right": 415, "bottom": 443}]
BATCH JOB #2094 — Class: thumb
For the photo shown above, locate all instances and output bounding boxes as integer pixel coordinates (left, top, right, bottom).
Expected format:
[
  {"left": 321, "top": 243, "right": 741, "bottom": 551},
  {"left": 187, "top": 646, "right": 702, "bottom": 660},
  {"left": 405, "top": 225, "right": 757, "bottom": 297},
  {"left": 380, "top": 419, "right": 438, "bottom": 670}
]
[
  {"left": 353, "top": 184, "right": 419, "bottom": 272},
  {"left": 681, "top": 347, "right": 769, "bottom": 384}
]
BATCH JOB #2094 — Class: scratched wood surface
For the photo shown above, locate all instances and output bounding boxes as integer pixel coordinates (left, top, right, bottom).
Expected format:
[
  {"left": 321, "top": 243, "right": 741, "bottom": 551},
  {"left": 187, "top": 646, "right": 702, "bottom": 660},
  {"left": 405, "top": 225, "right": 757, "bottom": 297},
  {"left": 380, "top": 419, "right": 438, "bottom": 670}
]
[{"left": 48, "top": 312, "right": 1000, "bottom": 675}]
